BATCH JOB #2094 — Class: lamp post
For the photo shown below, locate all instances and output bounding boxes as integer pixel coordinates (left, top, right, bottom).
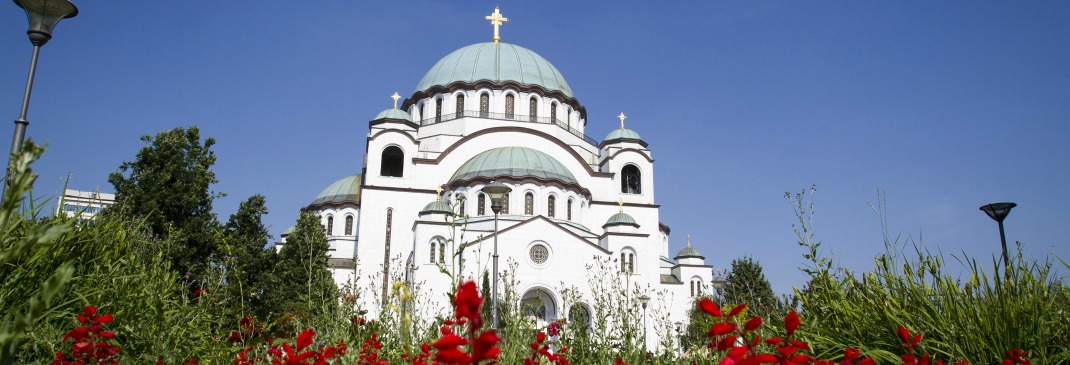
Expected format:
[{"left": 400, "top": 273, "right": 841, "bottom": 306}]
[
  {"left": 5, "top": 0, "right": 78, "bottom": 200},
  {"left": 639, "top": 294, "right": 650, "bottom": 350},
  {"left": 980, "top": 202, "right": 1017, "bottom": 269},
  {"left": 674, "top": 320, "right": 684, "bottom": 353},
  {"left": 482, "top": 183, "right": 511, "bottom": 330}
]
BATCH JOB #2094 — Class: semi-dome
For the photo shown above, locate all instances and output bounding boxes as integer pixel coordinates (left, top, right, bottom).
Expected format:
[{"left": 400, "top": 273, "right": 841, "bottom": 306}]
[
  {"left": 450, "top": 147, "right": 577, "bottom": 184},
  {"left": 307, "top": 175, "right": 362, "bottom": 209},
  {"left": 374, "top": 108, "right": 413, "bottom": 122},
  {"left": 420, "top": 200, "right": 453, "bottom": 215},
  {"left": 604, "top": 128, "right": 642, "bottom": 142},
  {"left": 675, "top": 246, "right": 705, "bottom": 259},
  {"left": 415, "top": 42, "right": 574, "bottom": 98},
  {"left": 604, "top": 212, "right": 639, "bottom": 227}
]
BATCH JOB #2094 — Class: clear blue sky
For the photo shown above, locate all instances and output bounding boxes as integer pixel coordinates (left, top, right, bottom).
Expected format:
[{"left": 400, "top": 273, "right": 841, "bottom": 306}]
[{"left": 3, "top": 1, "right": 1068, "bottom": 295}]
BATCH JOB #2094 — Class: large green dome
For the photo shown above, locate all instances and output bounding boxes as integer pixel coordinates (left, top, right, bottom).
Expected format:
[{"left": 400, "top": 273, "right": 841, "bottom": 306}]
[
  {"left": 415, "top": 42, "right": 574, "bottom": 98},
  {"left": 450, "top": 147, "right": 577, "bottom": 184},
  {"left": 307, "top": 175, "right": 361, "bottom": 209}
]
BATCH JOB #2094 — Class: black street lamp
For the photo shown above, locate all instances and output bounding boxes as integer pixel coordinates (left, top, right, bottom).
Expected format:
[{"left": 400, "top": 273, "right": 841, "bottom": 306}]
[
  {"left": 481, "top": 183, "right": 511, "bottom": 330},
  {"left": 5, "top": 0, "right": 78, "bottom": 200},
  {"left": 980, "top": 202, "right": 1017, "bottom": 269},
  {"left": 639, "top": 294, "right": 650, "bottom": 350}
]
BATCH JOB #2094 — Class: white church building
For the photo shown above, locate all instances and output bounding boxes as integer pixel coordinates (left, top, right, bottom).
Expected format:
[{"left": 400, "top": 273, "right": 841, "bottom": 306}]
[{"left": 287, "top": 8, "right": 716, "bottom": 349}]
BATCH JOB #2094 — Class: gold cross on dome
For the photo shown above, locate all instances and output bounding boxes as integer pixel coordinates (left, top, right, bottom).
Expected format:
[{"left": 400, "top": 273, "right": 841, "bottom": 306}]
[
  {"left": 435, "top": 186, "right": 444, "bottom": 202},
  {"left": 687, "top": 234, "right": 692, "bottom": 248},
  {"left": 391, "top": 92, "right": 401, "bottom": 109},
  {"left": 618, "top": 112, "right": 627, "bottom": 129},
  {"left": 485, "top": 7, "right": 509, "bottom": 43},
  {"left": 617, "top": 197, "right": 624, "bottom": 213}
]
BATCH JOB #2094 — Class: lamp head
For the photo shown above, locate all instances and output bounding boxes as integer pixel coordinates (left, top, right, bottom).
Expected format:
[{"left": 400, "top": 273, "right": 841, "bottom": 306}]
[
  {"left": 980, "top": 202, "right": 1017, "bottom": 223},
  {"left": 638, "top": 294, "right": 650, "bottom": 308},
  {"left": 14, "top": 0, "right": 78, "bottom": 46},
  {"left": 481, "top": 183, "right": 511, "bottom": 214}
]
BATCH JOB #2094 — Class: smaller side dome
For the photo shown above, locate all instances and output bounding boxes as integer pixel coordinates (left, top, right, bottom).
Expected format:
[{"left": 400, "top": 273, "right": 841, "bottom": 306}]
[
  {"left": 603, "top": 212, "right": 639, "bottom": 228},
  {"left": 674, "top": 246, "right": 705, "bottom": 260},
  {"left": 306, "top": 175, "right": 362, "bottom": 211},
  {"left": 604, "top": 128, "right": 642, "bottom": 142},
  {"left": 420, "top": 200, "right": 453, "bottom": 216},
  {"left": 374, "top": 108, "right": 413, "bottom": 122}
]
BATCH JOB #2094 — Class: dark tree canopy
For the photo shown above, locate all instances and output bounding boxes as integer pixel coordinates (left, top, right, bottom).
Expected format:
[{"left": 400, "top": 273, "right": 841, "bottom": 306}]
[
  {"left": 262, "top": 211, "right": 338, "bottom": 321},
  {"left": 108, "top": 126, "right": 222, "bottom": 275},
  {"left": 222, "top": 194, "right": 276, "bottom": 319},
  {"left": 722, "top": 256, "right": 780, "bottom": 319}
]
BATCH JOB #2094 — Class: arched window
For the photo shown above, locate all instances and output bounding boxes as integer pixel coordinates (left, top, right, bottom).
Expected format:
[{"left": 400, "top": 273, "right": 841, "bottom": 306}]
[
  {"left": 567, "top": 198, "right": 573, "bottom": 220},
  {"left": 479, "top": 93, "right": 489, "bottom": 118},
  {"left": 622, "top": 165, "right": 641, "bottom": 194},
  {"left": 501, "top": 193, "right": 510, "bottom": 214},
  {"left": 569, "top": 304, "right": 591, "bottom": 330},
  {"left": 326, "top": 215, "right": 334, "bottom": 236},
  {"left": 429, "top": 241, "right": 436, "bottom": 264},
  {"left": 477, "top": 193, "right": 486, "bottom": 216},
  {"left": 382, "top": 208, "right": 393, "bottom": 304},
  {"left": 620, "top": 252, "right": 626, "bottom": 272},
  {"left": 381, "top": 146, "right": 404, "bottom": 177},
  {"left": 455, "top": 94, "right": 465, "bottom": 117},
  {"left": 690, "top": 281, "right": 695, "bottom": 297},
  {"left": 418, "top": 103, "right": 425, "bottom": 123},
  {"left": 547, "top": 195, "right": 555, "bottom": 218},
  {"left": 439, "top": 242, "right": 446, "bottom": 264},
  {"left": 550, "top": 102, "right": 558, "bottom": 123},
  {"left": 435, "top": 97, "right": 443, "bottom": 123},
  {"left": 456, "top": 194, "right": 466, "bottom": 216},
  {"left": 345, "top": 215, "right": 354, "bottom": 235},
  {"left": 505, "top": 94, "right": 515, "bottom": 119},
  {"left": 628, "top": 253, "right": 635, "bottom": 273},
  {"left": 567, "top": 109, "right": 572, "bottom": 128},
  {"left": 529, "top": 97, "right": 538, "bottom": 122},
  {"left": 524, "top": 192, "right": 534, "bottom": 215}
]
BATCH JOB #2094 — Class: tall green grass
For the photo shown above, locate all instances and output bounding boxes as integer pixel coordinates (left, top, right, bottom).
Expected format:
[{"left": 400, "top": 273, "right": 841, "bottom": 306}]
[{"left": 791, "top": 188, "right": 1070, "bottom": 364}]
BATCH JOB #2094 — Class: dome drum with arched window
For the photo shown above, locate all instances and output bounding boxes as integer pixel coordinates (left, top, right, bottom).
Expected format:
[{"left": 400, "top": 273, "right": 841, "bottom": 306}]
[
  {"left": 405, "top": 42, "right": 586, "bottom": 123},
  {"left": 446, "top": 147, "right": 591, "bottom": 198}
]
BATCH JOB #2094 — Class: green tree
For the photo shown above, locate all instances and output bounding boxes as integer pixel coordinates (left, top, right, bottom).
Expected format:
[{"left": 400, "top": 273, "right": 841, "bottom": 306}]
[
  {"left": 261, "top": 212, "right": 338, "bottom": 323},
  {"left": 221, "top": 194, "right": 275, "bottom": 319},
  {"left": 722, "top": 256, "right": 779, "bottom": 320},
  {"left": 682, "top": 295, "right": 718, "bottom": 352},
  {"left": 108, "top": 126, "right": 222, "bottom": 276}
]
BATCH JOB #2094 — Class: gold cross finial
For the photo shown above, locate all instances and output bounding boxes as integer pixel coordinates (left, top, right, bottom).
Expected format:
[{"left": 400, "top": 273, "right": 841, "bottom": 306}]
[
  {"left": 617, "top": 197, "right": 624, "bottom": 213},
  {"left": 435, "top": 186, "right": 443, "bottom": 202},
  {"left": 485, "top": 7, "right": 509, "bottom": 43},
  {"left": 618, "top": 112, "right": 627, "bottom": 129},
  {"left": 687, "top": 234, "right": 692, "bottom": 248},
  {"left": 391, "top": 92, "right": 401, "bottom": 109}
]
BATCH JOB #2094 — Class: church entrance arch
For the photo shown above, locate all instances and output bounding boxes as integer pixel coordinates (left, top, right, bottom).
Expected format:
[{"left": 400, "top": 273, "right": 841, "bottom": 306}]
[{"left": 519, "top": 287, "right": 558, "bottom": 329}]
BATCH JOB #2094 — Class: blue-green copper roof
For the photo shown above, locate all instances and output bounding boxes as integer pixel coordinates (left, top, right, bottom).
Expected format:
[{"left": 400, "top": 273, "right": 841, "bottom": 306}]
[
  {"left": 374, "top": 108, "right": 413, "bottom": 122},
  {"left": 605, "top": 212, "right": 638, "bottom": 226},
  {"left": 604, "top": 128, "right": 643, "bottom": 142},
  {"left": 451, "top": 147, "right": 577, "bottom": 184},
  {"left": 420, "top": 200, "right": 453, "bottom": 215},
  {"left": 675, "top": 246, "right": 704, "bottom": 259},
  {"left": 310, "top": 175, "right": 362, "bottom": 207},
  {"left": 416, "top": 42, "right": 574, "bottom": 98}
]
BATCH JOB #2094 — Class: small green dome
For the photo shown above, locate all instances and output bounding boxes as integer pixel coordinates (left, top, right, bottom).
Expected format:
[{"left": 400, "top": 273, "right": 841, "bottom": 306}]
[
  {"left": 451, "top": 147, "right": 577, "bottom": 184},
  {"left": 374, "top": 108, "right": 413, "bottom": 122},
  {"left": 604, "top": 128, "right": 642, "bottom": 142},
  {"left": 675, "top": 246, "right": 704, "bottom": 259},
  {"left": 309, "top": 175, "right": 362, "bottom": 208},
  {"left": 416, "top": 42, "right": 574, "bottom": 98},
  {"left": 604, "top": 212, "right": 638, "bottom": 227},
  {"left": 282, "top": 226, "right": 295, "bottom": 236},
  {"left": 420, "top": 200, "right": 453, "bottom": 215}
]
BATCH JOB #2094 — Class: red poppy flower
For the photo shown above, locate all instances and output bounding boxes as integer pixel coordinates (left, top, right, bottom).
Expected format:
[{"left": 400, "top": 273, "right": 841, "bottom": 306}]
[
  {"left": 744, "top": 316, "right": 762, "bottom": 331},
  {"left": 784, "top": 311, "right": 800, "bottom": 337},
  {"left": 699, "top": 298, "right": 723, "bottom": 318}
]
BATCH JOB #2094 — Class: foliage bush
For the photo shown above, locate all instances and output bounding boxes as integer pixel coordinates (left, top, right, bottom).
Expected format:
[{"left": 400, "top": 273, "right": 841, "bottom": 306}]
[{"left": 3, "top": 139, "right": 1067, "bottom": 364}]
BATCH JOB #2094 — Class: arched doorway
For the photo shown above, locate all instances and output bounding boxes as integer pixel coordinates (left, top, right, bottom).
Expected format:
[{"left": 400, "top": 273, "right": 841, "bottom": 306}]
[{"left": 520, "top": 287, "right": 557, "bottom": 329}]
